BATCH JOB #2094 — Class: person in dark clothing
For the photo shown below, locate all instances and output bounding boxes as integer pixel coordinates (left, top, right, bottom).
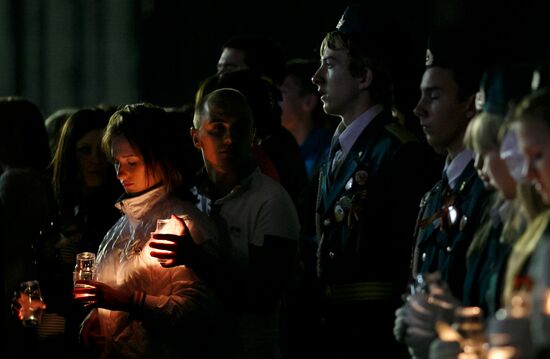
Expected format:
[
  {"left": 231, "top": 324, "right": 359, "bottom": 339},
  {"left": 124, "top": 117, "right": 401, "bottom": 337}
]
[
  {"left": 393, "top": 27, "right": 492, "bottom": 358},
  {"left": 311, "top": 4, "right": 441, "bottom": 358}
]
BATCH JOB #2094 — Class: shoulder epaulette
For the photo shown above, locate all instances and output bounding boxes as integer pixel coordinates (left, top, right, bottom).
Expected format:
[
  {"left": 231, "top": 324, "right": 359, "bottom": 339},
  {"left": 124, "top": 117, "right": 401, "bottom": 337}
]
[{"left": 384, "top": 122, "right": 418, "bottom": 144}]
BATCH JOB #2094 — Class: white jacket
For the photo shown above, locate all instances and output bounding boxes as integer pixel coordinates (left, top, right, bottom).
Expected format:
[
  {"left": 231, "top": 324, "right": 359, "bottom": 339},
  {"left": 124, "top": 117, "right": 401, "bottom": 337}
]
[{"left": 92, "top": 186, "right": 218, "bottom": 358}]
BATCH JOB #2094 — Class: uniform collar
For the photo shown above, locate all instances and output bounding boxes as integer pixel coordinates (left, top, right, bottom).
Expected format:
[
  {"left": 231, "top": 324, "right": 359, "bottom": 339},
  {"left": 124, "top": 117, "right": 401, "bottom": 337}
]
[
  {"left": 444, "top": 149, "right": 474, "bottom": 190},
  {"left": 336, "top": 104, "right": 384, "bottom": 157}
]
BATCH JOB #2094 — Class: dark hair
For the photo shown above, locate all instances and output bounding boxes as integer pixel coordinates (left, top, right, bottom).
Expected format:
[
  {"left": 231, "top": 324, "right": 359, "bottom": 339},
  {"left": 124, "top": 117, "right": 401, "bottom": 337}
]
[
  {"left": 0, "top": 96, "right": 50, "bottom": 170},
  {"left": 284, "top": 58, "right": 334, "bottom": 128},
  {"left": 426, "top": 27, "right": 487, "bottom": 101},
  {"left": 320, "top": 31, "right": 393, "bottom": 108},
  {"left": 45, "top": 107, "right": 78, "bottom": 155},
  {"left": 222, "top": 35, "right": 286, "bottom": 86},
  {"left": 51, "top": 108, "right": 113, "bottom": 216},
  {"left": 102, "top": 103, "right": 195, "bottom": 196}
]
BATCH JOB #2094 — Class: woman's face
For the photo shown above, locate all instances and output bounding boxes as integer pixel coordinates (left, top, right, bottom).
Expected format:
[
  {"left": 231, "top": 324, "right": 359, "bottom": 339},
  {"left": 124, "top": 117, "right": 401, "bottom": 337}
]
[
  {"left": 110, "top": 135, "right": 161, "bottom": 194},
  {"left": 76, "top": 129, "right": 110, "bottom": 189},
  {"left": 480, "top": 148, "right": 517, "bottom": 199},
  {"left": 516, "top": 117, "right": 550, "bottom": 204}
]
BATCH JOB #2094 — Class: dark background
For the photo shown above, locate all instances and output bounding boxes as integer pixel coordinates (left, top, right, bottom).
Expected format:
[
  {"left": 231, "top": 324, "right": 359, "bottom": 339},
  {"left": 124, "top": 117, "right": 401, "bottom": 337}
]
[{"left": 0, "top": 0, "right": 548, "bottom": 117}]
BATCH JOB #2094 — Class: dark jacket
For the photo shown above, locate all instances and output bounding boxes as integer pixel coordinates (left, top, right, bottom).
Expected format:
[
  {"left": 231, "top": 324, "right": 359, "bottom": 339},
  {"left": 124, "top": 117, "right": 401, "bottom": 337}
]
[
  {"left": 413, "top": 161, "right": 491, "bottom": 300},
  {"left": 317, "top": 110, "right": 440, "bottom": 289},
  {"left": 315, "top": 110, "right": 441, "bottom": 358}
]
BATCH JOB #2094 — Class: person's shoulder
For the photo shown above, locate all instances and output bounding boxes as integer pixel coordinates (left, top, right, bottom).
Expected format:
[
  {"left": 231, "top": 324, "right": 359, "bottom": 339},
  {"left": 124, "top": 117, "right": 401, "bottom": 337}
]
[
  {"left": 264, "top": 126, "right": 302, "bottom": 150},
  {"left": 383, "top": 121, "right": 421, "bottom": 145},
  {"left": 0, "top": 168, "right": 48, "bottom": 193},
  {"left": 164, "top": 195, "right": 200, "bottom": 212},
  {"left": 253, "top": 169, "right": 286, "bottom": 190},
  {"left": 250, "top": 170, "right": 294, "bottom": 200}
]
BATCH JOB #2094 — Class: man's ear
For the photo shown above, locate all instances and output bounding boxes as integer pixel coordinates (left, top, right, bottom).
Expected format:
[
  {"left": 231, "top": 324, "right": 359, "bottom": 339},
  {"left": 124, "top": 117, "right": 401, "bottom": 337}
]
[
  {"left": 358, "top": 68, "right": 373, "bottom": 90},
  {"left": 190, "top": 127, "right": 201, "bottom": 149}
]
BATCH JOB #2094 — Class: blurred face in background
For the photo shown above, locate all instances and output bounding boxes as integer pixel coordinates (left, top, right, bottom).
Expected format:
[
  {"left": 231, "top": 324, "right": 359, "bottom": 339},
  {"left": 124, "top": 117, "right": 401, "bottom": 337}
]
[
  {"left": 280, "top": 74, "right": 317, "bottom": 132},
  {"left": 516, "top": 116, "right": 550, "bottom": 204},
  {"left": 110, "top": 135, "right": 161, "bottom": 194},
  {"left": 76, "top": 129, "right": 110, "bottom": 188}
]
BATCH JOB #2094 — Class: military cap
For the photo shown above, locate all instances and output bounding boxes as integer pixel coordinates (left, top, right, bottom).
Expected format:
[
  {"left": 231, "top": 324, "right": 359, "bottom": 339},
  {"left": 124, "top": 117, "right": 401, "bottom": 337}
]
[
  {"left": 425, "top": 27, "right": 478, "bottom": 68},
  {"left": 425, "top": 26, "right": 489, "bottom": 97},
  {"left": 334, "top": 3, "right": 403, "bottom": 59},
  {"left": 335, "top": 3, "right": 390, "bottom": 36},
  {"left": 477, "top": 64, "right": 536, "bottom": 116}
]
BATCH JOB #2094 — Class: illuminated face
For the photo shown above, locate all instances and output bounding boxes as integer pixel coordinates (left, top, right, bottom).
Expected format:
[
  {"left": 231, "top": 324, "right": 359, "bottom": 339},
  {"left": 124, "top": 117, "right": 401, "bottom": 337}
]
[
  {"left": 110, "top": 135, "right": 161, "bottom": 194},
  {"left": 312, "top": 45, "right": 363, "bottom": 120},
  {"left": 516, "top": 117, "right": 550, "bottom": 204},
  {"left": 217, "top": 48, "right": 247, "bottom": 75},
  {"left": 191, "top": 101, "right": 254, "bottom": 176},
  {"left": 477, "top": 148, "right": 517, "bottom": 199},
  {"left": 414, "top": 67, "right": 473, "bottom": 155},
  {"left": 76, "top": 129, "right": 110, "bottom": 189}
]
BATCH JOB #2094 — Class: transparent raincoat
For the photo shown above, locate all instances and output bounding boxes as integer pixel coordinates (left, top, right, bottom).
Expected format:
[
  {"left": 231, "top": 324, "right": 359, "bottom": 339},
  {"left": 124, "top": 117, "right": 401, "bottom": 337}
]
[{"left": 88, "top": 185, "right": 219, "bottom": 358}]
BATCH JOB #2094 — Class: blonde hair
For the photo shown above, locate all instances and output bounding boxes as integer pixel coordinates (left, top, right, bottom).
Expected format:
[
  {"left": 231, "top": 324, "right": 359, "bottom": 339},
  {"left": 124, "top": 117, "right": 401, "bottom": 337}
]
[{"left": 463, "top": 111, "right": 505, "bottom": 152}]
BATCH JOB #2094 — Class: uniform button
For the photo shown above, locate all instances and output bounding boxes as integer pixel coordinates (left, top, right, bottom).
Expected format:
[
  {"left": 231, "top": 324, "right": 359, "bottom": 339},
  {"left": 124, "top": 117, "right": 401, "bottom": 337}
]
[
  {"left": 328, "top": 251, "right": 335, "bottom": 259},
  {"left": 421, "top": 252, "right": 426, "bottom": 261},
  {"left": 446, "top": 246, "right": 452, "bottom": 252},
  {"left": 323, "top": 219, "right": 331, "bottom": 227}
]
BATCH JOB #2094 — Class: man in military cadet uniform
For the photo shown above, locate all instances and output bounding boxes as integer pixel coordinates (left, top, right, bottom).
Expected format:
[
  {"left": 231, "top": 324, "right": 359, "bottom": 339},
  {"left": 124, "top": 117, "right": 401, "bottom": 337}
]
[
  {"left": 393, "top": 28, "right": 493, "bottom": 358},
  {"left": 311, "top": 4, "right": 441, "bottom": 358}
]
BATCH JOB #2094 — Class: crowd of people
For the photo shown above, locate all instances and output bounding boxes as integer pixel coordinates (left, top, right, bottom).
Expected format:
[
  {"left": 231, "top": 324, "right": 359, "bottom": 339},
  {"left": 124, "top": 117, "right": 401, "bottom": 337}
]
[{"left": 2, "top": 3, "right": 550, "bottom": 359}]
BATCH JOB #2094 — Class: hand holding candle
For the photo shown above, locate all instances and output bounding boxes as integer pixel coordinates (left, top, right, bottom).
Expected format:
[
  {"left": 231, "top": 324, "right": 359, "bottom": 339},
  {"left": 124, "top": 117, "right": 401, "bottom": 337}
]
[
  {"left": 73, "top": 280, "right": 133, "bottom": 311},
  {"left": 73, "top": 252, "right": 97, "bottom": 305}
]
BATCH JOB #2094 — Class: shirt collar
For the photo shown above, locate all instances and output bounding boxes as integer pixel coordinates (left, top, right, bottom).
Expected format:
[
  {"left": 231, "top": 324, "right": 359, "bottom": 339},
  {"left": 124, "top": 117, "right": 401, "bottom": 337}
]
[
  {"left": 444, "top": 149, "right": 474, "bottom": 189},
  {"left": 335, "top": 104, "right": 384, "bottom": 156}
]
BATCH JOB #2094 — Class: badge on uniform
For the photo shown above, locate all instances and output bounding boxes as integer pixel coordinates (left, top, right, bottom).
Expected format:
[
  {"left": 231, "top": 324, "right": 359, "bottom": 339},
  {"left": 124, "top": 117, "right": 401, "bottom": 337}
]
[
  {"left": 447, "top": 205, "right": 458, "bottom": 226},
  {"left": 459, "top": 215, "right": 468, "bottom": 231},
  {"left": 334, "top": 204, "right": 345, "bottom": 223},
  {"left": 354, "top": 170, "right": 368, "bottom": 186},
  {"left": 345, "top": 177, "right": 354, "bottom": 191},
  {"left": 334, "top": 195, "right": 352, "bottom": 223},
  {"left": 339, "top": 195, "right": 352, "bottom": 210}
]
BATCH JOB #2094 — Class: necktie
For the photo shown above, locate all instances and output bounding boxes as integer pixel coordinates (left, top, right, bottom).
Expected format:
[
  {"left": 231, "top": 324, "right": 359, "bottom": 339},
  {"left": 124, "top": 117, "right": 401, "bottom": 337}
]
[
  {"left": 441, "top": 171, "right": 451, "bottom": 197},
  {"left": 327, "top": 122, "right": 346, "bottom": 183},
  {"left": 328, "top": 138, "right": 343, "bottom": 182}
]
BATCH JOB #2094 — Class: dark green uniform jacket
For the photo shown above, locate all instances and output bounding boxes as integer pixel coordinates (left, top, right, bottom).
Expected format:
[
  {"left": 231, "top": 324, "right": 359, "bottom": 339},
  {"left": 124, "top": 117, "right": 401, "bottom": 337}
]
[{"left": 315, "top": 110, "right": 440, "bottom": 358}]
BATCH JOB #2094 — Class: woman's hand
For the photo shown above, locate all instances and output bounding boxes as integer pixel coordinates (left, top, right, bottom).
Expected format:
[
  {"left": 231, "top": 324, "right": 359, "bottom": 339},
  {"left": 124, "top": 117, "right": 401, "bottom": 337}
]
[{"left": 74, "top": 280, "right": 133, "bottom": 311}]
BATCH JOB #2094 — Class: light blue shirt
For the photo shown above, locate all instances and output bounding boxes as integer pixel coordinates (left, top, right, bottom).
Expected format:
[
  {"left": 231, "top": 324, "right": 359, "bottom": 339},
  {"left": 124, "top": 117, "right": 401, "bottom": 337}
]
[
  {"left": 334, "top": 104, "right": 384, "bottom": 159},
  {"left": 444, "top": 149, "right": 475, "bottom": 190}
]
